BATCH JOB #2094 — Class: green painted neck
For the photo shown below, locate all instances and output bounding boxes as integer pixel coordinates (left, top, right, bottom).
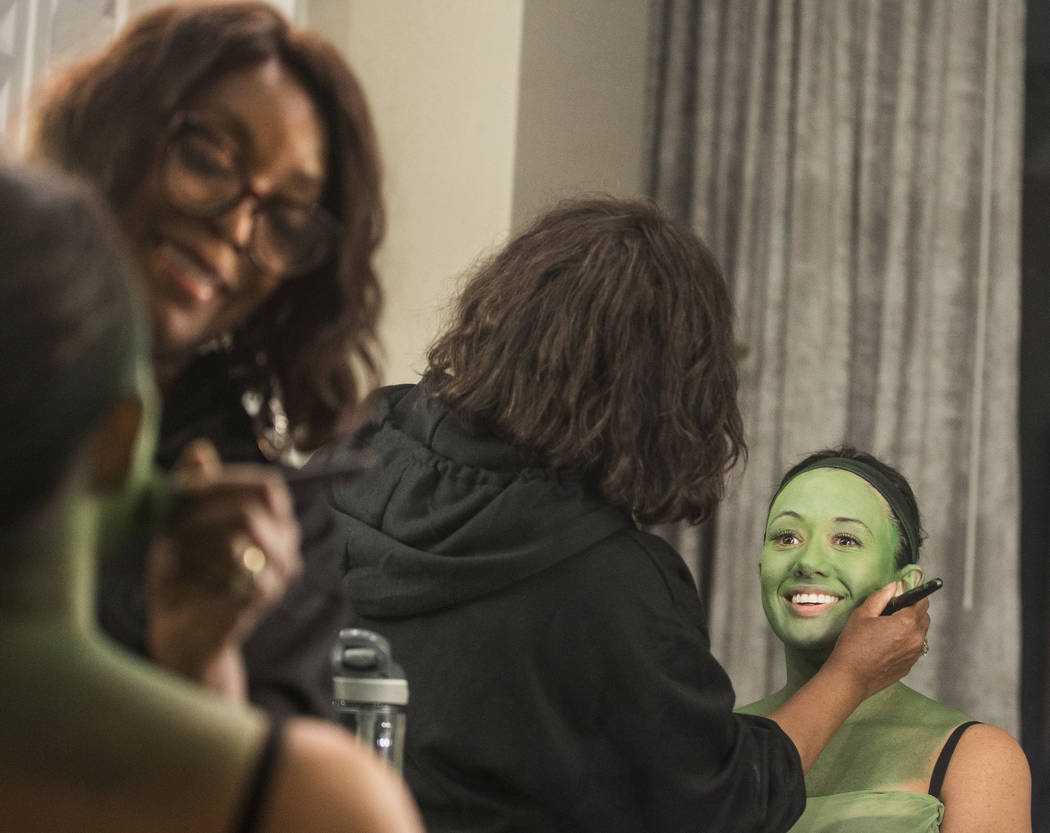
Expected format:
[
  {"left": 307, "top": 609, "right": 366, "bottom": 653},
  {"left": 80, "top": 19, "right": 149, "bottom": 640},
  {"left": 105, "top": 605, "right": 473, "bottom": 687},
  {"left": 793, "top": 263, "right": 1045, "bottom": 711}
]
[
  {"left": 781, "top": 641, "right": 835, "bottom": 693},
  {"left": 776, "top": 642, "right": 908, "bottom": 722},
  {"left": 0, "top": 478, "right": 102, "bottom": 634}
]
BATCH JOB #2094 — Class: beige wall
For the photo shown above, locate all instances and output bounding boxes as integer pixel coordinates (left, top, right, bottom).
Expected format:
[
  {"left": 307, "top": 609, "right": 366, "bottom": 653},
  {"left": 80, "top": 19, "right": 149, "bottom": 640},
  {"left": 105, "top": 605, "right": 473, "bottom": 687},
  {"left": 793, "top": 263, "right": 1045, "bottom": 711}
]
[
  {"left": 308, "top": 0, "right": 650, "bottom": 386},
  {"left": 512, "top": 0, "right": 649, "bottom": 228},
  {"left": 310, "top": 0, "right": 525, "bottom": 385}
]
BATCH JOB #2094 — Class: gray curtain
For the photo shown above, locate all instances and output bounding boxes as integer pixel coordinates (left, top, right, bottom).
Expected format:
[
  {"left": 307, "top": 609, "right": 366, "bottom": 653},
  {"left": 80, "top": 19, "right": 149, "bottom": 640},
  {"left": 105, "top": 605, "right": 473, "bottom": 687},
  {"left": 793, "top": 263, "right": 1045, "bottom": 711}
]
[{"left": 646, "top": 0, "right": 1024, "bottom": 735}]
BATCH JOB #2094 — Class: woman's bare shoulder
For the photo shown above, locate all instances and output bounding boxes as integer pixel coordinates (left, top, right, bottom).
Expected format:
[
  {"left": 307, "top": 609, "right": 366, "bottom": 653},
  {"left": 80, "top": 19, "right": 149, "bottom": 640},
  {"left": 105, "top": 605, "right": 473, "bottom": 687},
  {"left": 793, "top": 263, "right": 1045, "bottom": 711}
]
[
  {"left": 939, "top": 723, "right": 1031, "bottom": 833},
  {"left": 946, "top": 722, "right": 1029, "bottom": 780},
  {"left": 260, "top": 718, "right": 424, "bottom": 833}
]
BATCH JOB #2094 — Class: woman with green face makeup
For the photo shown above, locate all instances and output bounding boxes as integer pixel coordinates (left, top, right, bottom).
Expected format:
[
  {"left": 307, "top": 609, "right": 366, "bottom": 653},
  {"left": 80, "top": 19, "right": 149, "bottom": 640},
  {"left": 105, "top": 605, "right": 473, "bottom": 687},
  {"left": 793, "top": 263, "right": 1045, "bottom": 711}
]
[
  {"left": 739, "top": 447, "right": 1031, "bottom": 833},
  {"left": 0, "top": 162, "right": 423, "bottom": 833}
]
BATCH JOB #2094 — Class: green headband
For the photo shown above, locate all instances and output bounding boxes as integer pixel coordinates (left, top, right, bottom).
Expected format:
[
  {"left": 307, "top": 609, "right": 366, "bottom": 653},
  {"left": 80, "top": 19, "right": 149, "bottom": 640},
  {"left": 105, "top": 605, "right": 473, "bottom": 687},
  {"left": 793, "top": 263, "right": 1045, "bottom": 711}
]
[{"left": 771, "top": 457, "right": 920, "bottom": 563}]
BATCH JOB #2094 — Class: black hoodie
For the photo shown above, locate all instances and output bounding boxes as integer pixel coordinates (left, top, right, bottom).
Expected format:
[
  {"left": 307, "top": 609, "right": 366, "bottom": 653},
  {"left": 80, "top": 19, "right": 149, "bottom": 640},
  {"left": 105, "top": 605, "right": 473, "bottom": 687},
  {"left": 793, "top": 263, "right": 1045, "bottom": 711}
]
[{"left": 327, "top": 384, "right": 805, "bottom": 833}]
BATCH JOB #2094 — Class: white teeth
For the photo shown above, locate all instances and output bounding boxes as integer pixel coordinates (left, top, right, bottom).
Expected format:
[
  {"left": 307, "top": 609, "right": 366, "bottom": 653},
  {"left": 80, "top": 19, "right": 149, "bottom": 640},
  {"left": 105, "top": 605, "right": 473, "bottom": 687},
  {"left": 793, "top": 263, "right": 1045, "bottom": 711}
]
[
  {"left": 790, "top": 592, "right": 840, "bottom": 605},
  {"left": 162, "top": 243, "right": 219, "bottom": 287}
]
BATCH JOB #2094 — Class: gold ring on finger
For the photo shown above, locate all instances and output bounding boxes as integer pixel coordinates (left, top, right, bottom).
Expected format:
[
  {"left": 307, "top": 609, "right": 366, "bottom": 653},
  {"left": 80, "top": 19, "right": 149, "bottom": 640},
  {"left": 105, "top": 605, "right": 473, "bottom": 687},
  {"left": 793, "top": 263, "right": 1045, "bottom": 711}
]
[{"left": 241, "top": 545, "right": 267, "bottom": 575}]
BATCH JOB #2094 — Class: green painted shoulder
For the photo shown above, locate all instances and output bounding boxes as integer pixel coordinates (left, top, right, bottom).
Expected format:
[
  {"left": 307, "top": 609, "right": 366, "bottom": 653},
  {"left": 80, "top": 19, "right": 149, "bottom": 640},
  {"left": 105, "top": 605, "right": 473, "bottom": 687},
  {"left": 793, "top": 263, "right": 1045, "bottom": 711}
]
[
  {"left": 892, "top": 684, "right": 972, "bottom": 731},
  {"left": 735, "top": 691, "right": 786, "bottom": 717}
]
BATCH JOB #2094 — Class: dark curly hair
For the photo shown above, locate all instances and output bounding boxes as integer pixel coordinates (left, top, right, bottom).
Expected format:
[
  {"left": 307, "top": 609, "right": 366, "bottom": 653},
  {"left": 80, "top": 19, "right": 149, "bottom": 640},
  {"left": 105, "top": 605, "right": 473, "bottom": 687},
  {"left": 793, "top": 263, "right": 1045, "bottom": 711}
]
[
  {"left": 776, "top": 446, "right": 925, "bottom": 568},
  {"left": 424, "top": 196, "right": 745, "bottom": 525},
  {"left": 30, "top": 0, "right": 383, "bottom": 449}
]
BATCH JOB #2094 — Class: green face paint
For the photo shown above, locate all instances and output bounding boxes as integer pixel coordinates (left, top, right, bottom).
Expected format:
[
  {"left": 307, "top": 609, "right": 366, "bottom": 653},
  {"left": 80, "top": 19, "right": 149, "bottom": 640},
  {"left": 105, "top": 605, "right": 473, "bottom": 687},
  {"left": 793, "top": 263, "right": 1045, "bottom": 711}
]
[
  {"left": 95, "top": 356, "right": 162, "bottom": 561},
  {"left": 759, "top": 468, "right": 901, "bottom": 654}
]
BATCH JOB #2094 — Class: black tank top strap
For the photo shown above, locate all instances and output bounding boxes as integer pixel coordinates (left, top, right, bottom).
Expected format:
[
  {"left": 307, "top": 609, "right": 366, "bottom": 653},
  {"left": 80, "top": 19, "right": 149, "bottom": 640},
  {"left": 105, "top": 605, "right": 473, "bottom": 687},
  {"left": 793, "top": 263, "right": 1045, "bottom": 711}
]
[
  {"left": 928, "top": 720, "right": 982, "bottom": 799},
  {"left": 232, "top": 717, "right": 286, "bottom": 833}
]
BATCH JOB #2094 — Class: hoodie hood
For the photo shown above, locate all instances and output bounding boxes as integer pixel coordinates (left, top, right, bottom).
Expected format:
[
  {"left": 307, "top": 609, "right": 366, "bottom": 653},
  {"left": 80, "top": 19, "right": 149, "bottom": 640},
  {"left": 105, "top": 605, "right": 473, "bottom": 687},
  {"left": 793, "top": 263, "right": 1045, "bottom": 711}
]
[{"left": 326, "top": 384, "right": 633, "bottom": 618}]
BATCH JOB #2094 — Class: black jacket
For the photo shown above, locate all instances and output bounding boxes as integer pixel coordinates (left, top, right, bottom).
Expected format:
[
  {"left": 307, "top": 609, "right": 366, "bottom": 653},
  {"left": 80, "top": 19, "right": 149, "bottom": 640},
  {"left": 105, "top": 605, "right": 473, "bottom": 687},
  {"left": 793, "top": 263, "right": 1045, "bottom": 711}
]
[
  {"left": 327, "top": 384, "right": 805, "bottom": 833},
  {"left": 97, "top": 351, "right": 350, "bottom": 718}
]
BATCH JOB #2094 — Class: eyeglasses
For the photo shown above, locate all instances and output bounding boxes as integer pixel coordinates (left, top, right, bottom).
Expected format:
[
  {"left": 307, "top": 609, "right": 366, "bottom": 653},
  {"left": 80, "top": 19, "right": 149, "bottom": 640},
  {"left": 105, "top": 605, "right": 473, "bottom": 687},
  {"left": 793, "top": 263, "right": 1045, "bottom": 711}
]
[{"left": 161, "top": 112, "right": 339, "bottom": 277}]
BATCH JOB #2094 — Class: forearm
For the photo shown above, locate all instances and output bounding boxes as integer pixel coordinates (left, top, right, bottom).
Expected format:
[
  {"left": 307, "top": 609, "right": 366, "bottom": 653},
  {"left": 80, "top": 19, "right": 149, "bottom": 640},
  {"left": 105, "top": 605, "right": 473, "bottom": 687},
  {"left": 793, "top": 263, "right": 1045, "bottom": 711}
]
[
  {"left": 766, "top": 663, "right": 865, "bottom": 772},
  {"left": 197, "top": 645, "right": 249, "bottom": 701},
  {"left": 148, "top": 622, "right": 249, "bottom": 701}
]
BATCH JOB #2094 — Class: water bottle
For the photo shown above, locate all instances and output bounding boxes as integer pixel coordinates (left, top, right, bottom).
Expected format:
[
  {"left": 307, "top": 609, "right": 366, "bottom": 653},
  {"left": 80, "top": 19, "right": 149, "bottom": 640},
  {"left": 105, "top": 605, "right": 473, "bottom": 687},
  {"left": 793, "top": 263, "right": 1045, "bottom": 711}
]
[{"left": 332, "top": 628, "right": 409, "bottom": 771}]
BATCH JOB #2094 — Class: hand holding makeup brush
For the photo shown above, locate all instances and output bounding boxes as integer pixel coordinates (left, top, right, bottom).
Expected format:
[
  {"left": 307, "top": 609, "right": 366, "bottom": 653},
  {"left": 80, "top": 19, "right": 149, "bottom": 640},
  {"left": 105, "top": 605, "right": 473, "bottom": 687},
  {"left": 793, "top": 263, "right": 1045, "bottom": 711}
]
[{"left": 145, "top": 439, "right": 303, "bottom": 700}]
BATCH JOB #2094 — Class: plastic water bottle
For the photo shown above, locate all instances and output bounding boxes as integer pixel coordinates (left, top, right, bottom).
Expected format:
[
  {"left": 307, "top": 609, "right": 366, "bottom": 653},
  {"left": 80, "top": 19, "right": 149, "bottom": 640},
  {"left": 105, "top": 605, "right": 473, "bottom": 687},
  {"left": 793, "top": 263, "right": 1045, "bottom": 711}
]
[{"left": 332, "top": 628, "right": 409, "bottom": 771}]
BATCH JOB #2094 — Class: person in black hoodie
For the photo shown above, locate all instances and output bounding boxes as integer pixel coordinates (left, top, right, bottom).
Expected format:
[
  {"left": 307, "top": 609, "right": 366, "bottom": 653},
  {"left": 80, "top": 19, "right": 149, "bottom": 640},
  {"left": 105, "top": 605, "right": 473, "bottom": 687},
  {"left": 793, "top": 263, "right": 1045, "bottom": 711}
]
[{"left": 325, "top": 196, "right": 931, "bottom": 833}]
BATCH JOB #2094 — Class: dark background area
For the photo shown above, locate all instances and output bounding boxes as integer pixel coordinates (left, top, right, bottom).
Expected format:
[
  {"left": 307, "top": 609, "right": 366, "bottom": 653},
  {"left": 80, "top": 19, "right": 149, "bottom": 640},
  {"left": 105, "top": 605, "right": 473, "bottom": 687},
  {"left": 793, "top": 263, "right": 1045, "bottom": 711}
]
[{"left": 1023, "top": 2, "right": 1050, "bottom": 828}]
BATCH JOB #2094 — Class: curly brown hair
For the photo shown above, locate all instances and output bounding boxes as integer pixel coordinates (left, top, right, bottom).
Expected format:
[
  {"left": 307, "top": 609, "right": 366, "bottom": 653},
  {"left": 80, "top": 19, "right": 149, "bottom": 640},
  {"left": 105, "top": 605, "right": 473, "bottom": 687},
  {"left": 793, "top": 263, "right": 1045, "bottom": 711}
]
[
  {"left": 30, "top": 1, "right": 383, "bottom": 449},
  {"left": 424, "top": 196, "right": 745, "bottom": 525}
]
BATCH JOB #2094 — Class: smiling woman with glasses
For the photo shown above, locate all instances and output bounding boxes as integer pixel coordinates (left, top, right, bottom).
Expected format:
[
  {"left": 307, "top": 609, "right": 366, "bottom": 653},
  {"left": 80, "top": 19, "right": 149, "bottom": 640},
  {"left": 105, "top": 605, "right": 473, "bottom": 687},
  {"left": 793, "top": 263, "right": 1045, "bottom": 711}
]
[{"left": 29, "top": 1, "right": 385, "bottom": 719}]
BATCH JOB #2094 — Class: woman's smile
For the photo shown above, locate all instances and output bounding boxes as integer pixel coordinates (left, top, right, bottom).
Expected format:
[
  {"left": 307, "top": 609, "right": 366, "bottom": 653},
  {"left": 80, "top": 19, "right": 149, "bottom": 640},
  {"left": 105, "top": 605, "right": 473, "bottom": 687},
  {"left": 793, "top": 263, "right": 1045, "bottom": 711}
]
[
  {"left": 782, "top": 586, "right": 844, "bottom": 617},
  {"left": 150, "top": 239, "right": 227, "bottom": 304}
]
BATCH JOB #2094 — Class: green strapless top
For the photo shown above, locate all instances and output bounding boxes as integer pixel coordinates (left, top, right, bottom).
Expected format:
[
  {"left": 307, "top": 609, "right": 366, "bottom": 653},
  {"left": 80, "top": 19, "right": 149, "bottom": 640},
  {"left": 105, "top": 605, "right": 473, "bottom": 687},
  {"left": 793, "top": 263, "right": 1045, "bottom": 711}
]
[{"left": 788, "top": 790, "right": 944, "bottom": 833}]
